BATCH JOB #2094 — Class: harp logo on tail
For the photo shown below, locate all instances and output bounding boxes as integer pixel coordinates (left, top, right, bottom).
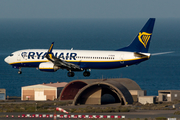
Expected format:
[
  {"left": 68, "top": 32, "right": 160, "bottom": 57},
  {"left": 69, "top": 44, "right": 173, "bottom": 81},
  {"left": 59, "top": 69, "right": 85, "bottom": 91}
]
[{"left": 138, "top": 32, "right": 152, "bottom": 48}]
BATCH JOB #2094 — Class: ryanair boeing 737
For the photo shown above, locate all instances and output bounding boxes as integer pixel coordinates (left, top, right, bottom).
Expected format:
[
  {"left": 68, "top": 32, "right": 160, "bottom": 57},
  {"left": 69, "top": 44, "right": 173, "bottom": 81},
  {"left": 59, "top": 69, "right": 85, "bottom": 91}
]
[{"left": 5, "top": 18, "right": 156, "bottom": 77}]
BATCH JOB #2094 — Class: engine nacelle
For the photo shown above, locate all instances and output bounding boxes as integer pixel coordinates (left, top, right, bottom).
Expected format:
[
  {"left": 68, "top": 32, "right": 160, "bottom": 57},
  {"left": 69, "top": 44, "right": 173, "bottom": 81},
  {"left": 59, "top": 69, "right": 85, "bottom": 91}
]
[{"left": 39, "top": 62, "right": 59, "bottom": 72}]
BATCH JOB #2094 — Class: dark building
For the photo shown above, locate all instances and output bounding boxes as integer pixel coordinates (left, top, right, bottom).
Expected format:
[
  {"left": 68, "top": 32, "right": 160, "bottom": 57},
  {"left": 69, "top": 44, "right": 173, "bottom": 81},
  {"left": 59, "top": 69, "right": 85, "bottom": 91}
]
[{"left": 60, "top": 78, "right": 144, "bottom": 105}]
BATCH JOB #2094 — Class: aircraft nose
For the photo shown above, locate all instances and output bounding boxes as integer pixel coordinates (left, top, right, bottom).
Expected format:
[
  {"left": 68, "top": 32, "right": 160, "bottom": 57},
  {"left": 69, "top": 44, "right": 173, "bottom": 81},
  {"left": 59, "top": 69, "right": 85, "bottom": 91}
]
[{"left": 4, "top": 56, "right": 9, "bottom": 64}]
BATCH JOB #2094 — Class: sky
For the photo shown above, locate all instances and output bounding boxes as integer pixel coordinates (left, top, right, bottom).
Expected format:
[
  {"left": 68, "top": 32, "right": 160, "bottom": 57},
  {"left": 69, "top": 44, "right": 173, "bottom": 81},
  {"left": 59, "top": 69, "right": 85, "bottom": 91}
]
[{"left": 0, "top": 0, "right": 179, "bottom": 19}]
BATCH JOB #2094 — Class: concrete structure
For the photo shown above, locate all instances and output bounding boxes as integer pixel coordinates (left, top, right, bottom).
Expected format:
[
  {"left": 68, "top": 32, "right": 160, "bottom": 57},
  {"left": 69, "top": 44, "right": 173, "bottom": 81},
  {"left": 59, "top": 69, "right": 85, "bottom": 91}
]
[
  {"left": 138, "top": 96, "right": 156, "bottom": 104},
  {"left": 21, "top": 82, "right": 67, "bottom": 101},
  {"left": 129, "top": 90, "right": 146, "bottom": 102},
  {"left": 60, "top": 78, "right": 142, "bottom": 105},
  {"left": 0, "top": 89, "right": 6, "bottom": 100},
  {"left": 158, "top": 90, "right": 180, "bottom": 102}
]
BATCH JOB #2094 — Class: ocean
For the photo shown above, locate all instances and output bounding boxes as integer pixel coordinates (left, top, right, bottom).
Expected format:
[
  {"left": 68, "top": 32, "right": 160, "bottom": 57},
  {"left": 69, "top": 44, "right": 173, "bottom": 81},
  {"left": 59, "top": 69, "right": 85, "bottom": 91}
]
[{"left": 0, "top": 18, "right": 180, "bottom": 97}]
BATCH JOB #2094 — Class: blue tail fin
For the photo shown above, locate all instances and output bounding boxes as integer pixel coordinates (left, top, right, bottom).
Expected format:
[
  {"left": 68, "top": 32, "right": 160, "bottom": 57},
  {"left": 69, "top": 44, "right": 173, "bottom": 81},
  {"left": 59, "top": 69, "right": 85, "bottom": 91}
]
[{"left": 116, "top": 18, "right": 155, "bottom": 53}]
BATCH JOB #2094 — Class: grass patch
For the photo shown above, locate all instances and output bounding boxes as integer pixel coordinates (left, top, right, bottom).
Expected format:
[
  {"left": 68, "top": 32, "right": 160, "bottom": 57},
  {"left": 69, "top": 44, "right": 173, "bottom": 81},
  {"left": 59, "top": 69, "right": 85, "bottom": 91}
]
[
  {"left": 0, "top": 99, "right": 180, "bottom": 113},
  {"left": 0, "top": 101, "right": 72, "bottom": 113},
  {"left": 156, "top": 117, "right": 167, "bottom": 120},
  {"left": 174, "top": 111, "right": 180, "bottom": 115},
  {"left": 66, "top": 105, "right": 131, "bottom": 113}
]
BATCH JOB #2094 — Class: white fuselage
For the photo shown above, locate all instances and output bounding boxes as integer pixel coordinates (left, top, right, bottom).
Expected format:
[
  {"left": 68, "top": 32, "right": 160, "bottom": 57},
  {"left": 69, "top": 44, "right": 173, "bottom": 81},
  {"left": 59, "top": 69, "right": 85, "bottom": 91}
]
[{"left": 4, "top": 49, "right": 150, "bottom": 70}]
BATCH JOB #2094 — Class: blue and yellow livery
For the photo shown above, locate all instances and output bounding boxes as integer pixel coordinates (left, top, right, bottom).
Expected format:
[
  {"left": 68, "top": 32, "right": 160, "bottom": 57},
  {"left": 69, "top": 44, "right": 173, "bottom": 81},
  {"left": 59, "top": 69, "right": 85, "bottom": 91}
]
[{"left": 4, "top": 18, "right": 155, "bottom": 77}]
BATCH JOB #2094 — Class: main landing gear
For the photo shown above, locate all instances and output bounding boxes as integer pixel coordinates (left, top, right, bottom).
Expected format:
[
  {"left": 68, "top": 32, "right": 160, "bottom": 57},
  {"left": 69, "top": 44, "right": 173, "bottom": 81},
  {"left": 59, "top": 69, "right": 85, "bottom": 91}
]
[
  {"left": 67, "top": 70, "right": 91, "bottom": 77},
  {"left": 83, "top": 70, "right": 90, "bottom": 77},
  {"left": 67, "top": 71, "right": 75, "bottom": 77},
  {"left": 18, "top": 67, "right": 22, "bottom": 74}
]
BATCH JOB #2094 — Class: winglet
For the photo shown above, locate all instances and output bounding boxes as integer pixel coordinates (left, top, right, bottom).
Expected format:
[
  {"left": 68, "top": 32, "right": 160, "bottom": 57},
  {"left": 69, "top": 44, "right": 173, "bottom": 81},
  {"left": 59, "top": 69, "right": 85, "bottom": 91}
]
[
  {"left": 48, "top": 42, "right": 54, "bottom": 53},
  {"left": 46, "top": 42, "right": 54, "bottom": 60}
]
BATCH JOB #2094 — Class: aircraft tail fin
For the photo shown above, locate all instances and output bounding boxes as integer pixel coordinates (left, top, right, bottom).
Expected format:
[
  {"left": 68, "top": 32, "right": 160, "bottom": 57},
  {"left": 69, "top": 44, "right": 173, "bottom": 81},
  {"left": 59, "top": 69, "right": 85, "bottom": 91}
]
[{"left": 116, "top": 18, "right": 155, "bottom": 53}]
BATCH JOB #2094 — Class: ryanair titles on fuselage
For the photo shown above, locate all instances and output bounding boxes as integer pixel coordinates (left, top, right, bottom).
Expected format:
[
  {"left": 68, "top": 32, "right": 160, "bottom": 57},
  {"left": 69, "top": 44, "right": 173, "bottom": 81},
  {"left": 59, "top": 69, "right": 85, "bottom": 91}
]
[{"left": 21, "top": 52, "right": 77, "bottom": 60}]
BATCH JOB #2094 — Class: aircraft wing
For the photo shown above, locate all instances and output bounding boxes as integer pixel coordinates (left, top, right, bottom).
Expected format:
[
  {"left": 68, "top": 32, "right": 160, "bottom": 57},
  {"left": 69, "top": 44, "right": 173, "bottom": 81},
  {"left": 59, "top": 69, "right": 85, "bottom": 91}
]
[{"left": 45, "top": 42, "right": 82, "bottom": 71}]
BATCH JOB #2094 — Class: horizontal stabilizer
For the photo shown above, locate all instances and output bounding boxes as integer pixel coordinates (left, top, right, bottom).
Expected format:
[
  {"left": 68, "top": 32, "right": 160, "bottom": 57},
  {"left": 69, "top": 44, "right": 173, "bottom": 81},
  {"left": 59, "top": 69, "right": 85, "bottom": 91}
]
[{"left": 134, "top": 52, "right": 150, "bottom": 57}]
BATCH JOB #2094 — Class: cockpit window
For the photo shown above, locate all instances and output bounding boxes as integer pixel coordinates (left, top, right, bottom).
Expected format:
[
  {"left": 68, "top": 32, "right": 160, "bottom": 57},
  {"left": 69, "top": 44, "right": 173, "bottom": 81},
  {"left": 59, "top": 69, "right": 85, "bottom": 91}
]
[{"left": 10, "top": 54, "right": 14, "bottom": 57}]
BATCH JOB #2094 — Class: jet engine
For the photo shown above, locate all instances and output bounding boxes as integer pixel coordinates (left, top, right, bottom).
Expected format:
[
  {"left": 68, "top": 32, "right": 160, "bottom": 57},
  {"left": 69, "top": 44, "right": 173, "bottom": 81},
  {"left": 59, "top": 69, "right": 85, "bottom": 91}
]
[{"left": 39, "top": 62, "right": 59, "bottom": 72}]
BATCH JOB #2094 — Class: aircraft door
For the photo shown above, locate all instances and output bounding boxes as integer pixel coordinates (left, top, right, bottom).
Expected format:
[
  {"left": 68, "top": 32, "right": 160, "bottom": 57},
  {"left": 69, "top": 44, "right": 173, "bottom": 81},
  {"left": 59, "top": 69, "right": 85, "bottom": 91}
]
[
  {"left": 120, "top": 54, "right": 124, "bottom": 64},
  {"left": 17, "top": 54, "right": 21, "bottom": 61}
]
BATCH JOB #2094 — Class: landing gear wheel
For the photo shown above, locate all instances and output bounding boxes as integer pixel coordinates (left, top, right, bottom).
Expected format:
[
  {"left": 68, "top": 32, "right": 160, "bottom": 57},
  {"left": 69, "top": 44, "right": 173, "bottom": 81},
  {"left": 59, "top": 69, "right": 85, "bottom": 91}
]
[
  {"left": 18, "top": 67, "right": 22, "bottom": 74},
  {"left": 67, "top": 72, "right": 75, "bottom": 77},
  {"left": 18, "top": 71, "right": 22, "bottom": 74},
  {"left": 83, "top": 71, "right": 90, "bottom": 77}
]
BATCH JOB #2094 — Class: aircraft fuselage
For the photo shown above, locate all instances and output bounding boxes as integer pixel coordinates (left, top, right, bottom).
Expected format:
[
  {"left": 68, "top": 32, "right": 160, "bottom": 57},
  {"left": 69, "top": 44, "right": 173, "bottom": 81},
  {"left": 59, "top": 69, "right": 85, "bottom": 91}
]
[{"left": 5, "top": 49, "right": 150, "bottom": 69}]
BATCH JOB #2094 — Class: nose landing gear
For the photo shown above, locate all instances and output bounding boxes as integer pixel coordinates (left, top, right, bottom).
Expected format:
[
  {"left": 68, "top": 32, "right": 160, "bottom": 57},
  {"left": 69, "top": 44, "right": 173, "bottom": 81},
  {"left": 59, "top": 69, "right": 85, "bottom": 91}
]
[
  {"left": 18, "top": 71, "right": 22, "bottom": 74},
  {"left": 18, "top": 67, "right": 22, "bottom": 74}
]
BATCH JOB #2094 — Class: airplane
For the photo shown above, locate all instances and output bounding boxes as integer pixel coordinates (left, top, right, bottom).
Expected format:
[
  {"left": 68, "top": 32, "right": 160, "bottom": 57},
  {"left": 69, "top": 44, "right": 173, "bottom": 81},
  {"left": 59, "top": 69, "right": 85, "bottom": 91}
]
[{"left": 5, "top": 18, "right": 156, "bottom": 77}]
